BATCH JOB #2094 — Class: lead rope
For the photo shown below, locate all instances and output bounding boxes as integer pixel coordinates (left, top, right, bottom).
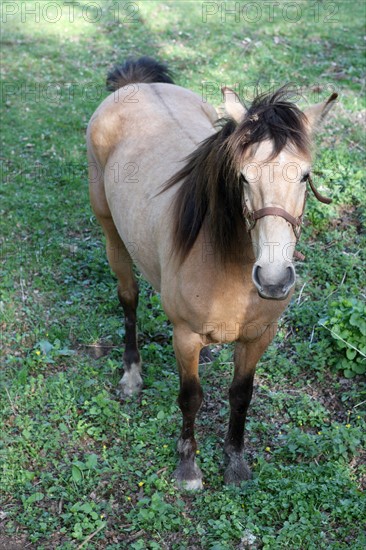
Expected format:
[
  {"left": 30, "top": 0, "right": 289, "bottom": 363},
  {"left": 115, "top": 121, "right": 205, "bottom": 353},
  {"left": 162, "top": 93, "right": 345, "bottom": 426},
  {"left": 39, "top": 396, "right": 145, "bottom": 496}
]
[
  {"left": 308, "top": 175, "right": 332, "bottom": 205},
  {"left": 295, "top": 176, "right": 332, "bottom": 260}
]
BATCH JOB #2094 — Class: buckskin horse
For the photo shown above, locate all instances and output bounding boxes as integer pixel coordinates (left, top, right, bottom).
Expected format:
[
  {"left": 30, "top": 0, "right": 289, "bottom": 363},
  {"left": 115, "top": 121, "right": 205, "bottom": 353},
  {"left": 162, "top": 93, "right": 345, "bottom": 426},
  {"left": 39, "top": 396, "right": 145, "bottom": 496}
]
[{"left": 87, "top": 57, "right": 336, "bottom": 489}]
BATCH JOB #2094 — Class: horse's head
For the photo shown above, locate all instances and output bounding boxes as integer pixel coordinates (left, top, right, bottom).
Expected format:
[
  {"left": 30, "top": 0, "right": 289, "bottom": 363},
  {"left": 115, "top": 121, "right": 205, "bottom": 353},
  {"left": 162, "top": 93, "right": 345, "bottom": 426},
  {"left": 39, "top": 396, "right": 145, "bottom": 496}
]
[{"left": 222, "top": 87, "right": 337, "bottom": 300}]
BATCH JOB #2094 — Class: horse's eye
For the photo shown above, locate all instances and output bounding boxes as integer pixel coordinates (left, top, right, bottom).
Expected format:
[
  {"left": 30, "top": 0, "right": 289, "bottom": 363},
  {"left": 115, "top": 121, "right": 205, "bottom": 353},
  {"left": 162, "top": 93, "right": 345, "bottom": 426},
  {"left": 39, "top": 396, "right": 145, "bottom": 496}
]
[{"left": 301, "top": 173, "right": 310, "bottom": 183}]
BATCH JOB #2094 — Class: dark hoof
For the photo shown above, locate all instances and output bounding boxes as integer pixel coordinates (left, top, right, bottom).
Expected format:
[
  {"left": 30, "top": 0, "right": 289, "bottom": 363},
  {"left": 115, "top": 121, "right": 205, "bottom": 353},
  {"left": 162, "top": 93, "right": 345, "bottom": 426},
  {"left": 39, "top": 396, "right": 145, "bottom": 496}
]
[
  {"left": 224, "top": 457, "right": 252, "bottom": 485},
  {"left": 173, "top": 461, "right": 203, "bottom": 491}
]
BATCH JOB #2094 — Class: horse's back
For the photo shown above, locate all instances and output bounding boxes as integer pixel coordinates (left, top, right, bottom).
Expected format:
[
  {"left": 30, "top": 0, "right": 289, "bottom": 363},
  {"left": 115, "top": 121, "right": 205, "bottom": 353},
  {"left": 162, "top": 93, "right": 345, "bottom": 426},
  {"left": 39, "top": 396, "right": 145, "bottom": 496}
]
[
  {"left": 87, "top": 83, "right": 216, "bottom": 169},
  {"left": 87, "top": 83, "right": 217, "bottom": 288}
]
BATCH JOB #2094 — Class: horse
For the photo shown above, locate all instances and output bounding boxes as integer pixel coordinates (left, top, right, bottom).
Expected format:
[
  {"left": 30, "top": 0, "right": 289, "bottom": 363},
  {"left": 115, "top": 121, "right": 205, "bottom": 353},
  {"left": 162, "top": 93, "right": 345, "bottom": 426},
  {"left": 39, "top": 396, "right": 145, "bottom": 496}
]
[{"left": 87, "top": 57, "right": 337, "bottom": 489}]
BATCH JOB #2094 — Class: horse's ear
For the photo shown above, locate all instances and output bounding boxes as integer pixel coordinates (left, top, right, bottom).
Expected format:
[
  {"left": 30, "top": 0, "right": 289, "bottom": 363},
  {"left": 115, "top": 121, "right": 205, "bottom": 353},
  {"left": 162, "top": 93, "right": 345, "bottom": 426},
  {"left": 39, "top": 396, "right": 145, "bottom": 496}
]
[
  {"left": 221, "top": 87, "right": 246, "bottom": 123},
  {"left": 304, "top": 92, "right": 338, "bottom": 133}
]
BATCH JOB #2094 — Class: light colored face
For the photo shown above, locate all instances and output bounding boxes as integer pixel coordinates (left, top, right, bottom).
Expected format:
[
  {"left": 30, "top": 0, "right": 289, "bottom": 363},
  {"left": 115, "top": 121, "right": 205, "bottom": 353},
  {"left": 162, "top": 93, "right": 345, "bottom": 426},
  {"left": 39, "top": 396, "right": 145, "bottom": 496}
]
[
  {"left": 242, "top": 141, "right": 312, "bottom": 300},
  {"left": 221, "top": 86, "right": 338, "bottom": 300}
]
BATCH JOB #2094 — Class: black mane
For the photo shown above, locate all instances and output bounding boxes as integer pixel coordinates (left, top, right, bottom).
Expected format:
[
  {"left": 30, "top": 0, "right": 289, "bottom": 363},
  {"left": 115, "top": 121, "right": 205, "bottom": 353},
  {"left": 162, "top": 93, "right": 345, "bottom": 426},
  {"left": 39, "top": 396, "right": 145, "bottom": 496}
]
[{"left": 233, "top": 87, "right": 310, "bottom": 159}]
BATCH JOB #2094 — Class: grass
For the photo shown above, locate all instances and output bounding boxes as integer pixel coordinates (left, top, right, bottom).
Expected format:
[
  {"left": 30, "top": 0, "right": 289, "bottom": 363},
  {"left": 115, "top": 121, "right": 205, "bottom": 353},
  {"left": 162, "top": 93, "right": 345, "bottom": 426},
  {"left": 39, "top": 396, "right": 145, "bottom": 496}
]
[{"left": 1, "top": 1, "right": 365, "bottom": 548}]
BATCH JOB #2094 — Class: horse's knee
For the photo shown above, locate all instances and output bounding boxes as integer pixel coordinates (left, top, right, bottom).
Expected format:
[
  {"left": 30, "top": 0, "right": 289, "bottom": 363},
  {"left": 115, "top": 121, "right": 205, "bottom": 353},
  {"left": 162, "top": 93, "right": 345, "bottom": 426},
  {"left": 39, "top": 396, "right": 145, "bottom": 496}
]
[
  {"left": 178, "top": 378, "right": 203, "bottom": 416},
  {"left": 118, "top": 282, "right": 139, "bottom": 312},
  {"left": 229, "top": 375, "right": 254, "bottom": 414}
]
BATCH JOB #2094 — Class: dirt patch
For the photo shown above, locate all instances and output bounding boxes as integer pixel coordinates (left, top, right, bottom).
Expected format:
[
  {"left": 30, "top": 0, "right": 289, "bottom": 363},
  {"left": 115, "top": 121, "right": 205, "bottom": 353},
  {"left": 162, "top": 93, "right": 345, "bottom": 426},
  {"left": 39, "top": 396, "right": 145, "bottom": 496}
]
[
  {"left": 330, "top": 204, "right": 364, "bottom": 233},
  {"left": 0, "top": 535, "right": 32, "bottom": 550}
]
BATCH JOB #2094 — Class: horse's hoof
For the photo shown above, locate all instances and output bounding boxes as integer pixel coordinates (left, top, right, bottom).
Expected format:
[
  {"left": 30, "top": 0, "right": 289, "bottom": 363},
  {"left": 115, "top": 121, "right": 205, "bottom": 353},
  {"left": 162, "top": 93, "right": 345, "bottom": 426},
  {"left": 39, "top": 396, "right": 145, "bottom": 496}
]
[
  {"left": 119, "top": 363, "right": 143, "bottom": 397},
  {"left": 175, "top": 477, "right": 204, "bottom": 491},
  {"left": 173, "top": 462, "right": 203, "bottom": 491},
  {"left": 224, "top": 458, "right": 252, "bottom": 486}
]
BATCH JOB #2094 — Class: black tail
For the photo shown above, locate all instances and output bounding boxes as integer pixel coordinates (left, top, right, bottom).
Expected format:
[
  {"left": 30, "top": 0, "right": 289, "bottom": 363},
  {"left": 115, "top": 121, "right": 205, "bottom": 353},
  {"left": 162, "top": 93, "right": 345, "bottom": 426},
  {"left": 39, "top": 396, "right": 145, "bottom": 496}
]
[{"left": 106, "top": 56, "right": 174, "bottom": 92}]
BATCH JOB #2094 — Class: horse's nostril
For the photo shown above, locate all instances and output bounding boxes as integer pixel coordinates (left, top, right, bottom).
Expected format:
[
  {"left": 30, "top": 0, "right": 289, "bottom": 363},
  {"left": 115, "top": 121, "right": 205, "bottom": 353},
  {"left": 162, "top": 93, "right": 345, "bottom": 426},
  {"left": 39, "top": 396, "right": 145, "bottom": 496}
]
[
  {"left": 253, "top": 265, "right": 263, "bottom": 290},
  {"left": 252, "top": 263, "right": 296, "bottom": 299},
  {"left": 283, "top": 265, "right": 296, "bottom": 292}
]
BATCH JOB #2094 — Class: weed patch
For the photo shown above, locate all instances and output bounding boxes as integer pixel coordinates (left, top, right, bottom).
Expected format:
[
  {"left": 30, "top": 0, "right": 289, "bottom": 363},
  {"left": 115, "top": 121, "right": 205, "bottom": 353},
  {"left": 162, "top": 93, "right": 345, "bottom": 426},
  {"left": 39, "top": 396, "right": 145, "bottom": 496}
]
[{"left": 1, "top": 1, "right": 365, "bottom": 548}]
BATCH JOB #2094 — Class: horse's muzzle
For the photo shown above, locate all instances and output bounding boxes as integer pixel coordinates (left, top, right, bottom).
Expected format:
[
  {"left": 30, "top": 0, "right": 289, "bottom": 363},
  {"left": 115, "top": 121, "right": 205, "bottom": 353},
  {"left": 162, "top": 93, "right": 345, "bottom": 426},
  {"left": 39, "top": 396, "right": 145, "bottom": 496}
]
[{"left": 252, "top": 264, "right": 295, "bottom": 300}]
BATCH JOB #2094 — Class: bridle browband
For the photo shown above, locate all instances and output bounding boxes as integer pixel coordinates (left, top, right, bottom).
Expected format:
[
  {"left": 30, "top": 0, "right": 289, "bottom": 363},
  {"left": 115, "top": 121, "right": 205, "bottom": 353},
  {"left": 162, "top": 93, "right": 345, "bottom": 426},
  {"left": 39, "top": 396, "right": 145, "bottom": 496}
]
[{"left": 242, "top": 175, "right": 332, "bottom": 259}]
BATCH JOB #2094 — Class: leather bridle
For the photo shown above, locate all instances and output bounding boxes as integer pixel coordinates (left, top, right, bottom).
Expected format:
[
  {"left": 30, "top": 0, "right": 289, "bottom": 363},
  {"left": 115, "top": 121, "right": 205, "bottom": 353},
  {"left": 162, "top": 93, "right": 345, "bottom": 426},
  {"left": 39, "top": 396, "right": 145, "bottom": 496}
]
[
  {"left": 242, "top": 175, "right": 332, "bottom": 259},
  {"left": 243, "top": 201, "right": 306, "bottom": 239}
]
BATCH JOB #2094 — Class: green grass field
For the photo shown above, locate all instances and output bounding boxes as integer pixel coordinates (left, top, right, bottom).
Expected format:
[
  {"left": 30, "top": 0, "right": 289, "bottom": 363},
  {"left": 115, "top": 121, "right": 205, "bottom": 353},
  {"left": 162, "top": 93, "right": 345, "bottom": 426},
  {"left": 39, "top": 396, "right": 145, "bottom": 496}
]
[{"left": 1, "top": 1, "right": 365, "bottom": 548}]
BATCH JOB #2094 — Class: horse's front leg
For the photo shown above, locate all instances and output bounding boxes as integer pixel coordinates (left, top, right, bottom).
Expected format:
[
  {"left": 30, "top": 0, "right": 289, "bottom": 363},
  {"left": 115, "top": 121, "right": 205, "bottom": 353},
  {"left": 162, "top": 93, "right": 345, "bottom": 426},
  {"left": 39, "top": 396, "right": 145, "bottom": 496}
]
[
  {"left": 173, "top": 327, "right": 204, "bottom": 490},
  {"left": 224, "top": 324, "right": 277, "bottom": 485}
]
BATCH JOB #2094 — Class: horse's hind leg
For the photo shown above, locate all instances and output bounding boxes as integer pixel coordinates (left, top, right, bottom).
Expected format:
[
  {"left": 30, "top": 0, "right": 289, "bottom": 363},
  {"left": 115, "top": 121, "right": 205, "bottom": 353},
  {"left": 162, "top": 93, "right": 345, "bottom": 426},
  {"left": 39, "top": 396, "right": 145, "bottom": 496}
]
[
  {"left": 88, "top": 154, "right": 142, "bottom": 396},
  {"left": 98, "top": 217, "right": 142, "bottom": 396},
  {"left": 102, "top": 218, "right": 142, "bottom": 396}
]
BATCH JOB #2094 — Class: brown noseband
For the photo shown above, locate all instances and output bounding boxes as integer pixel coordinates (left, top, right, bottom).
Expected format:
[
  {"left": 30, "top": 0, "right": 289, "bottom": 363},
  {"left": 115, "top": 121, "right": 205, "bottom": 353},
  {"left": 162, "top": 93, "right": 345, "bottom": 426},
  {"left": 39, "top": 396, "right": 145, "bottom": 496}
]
[
  {"left": 243, "top": 203, "right": 305, "bottom": 239},
  {"left": 243, "top": 176, "right": 332, "bottom": 259}
]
